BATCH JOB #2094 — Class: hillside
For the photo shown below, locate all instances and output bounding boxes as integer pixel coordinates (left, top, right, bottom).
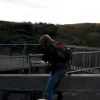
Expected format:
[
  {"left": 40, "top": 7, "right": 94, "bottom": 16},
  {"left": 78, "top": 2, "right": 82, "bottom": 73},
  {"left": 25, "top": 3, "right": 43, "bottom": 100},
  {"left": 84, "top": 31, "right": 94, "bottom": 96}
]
[{"left": 0, "top": 20, "right": 100, "bottom": 47}]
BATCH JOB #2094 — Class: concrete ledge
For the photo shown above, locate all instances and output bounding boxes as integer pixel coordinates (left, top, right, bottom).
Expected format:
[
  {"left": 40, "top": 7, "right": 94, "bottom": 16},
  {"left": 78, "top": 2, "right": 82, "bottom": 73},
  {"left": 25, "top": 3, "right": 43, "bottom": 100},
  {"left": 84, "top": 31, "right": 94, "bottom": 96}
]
[
  {"left": 0, "top": 74, "right": 100, "bottom": 92},
  {"left": 61, "top": 92, "right": 100, "bottom": 100}
]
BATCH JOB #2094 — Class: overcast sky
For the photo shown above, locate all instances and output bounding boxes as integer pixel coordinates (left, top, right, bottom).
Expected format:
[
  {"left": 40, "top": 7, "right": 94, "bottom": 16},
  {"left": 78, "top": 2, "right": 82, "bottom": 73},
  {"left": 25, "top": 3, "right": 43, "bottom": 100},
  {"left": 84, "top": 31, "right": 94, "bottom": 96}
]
[{"left": 0, "top": 0, "right": 100, "bottom": 24}]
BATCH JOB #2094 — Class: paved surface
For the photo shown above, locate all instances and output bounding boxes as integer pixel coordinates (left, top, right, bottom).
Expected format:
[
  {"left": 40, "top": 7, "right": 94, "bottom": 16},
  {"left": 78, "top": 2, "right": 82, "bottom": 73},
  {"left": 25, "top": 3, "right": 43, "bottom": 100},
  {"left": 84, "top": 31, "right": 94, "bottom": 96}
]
[
  {"left": 0, "top": 57, "right": 28, "bottom": 71},
  {"left": 0, "top": 56, "right": 46, "bottom": 72}
]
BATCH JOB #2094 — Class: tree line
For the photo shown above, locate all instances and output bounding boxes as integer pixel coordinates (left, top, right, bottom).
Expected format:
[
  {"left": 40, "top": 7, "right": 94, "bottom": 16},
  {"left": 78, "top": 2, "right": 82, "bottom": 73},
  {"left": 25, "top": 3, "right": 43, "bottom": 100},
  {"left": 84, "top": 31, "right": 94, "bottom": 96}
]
[{"left": 0, "top": 20, "right": 100, "bottom": 47}]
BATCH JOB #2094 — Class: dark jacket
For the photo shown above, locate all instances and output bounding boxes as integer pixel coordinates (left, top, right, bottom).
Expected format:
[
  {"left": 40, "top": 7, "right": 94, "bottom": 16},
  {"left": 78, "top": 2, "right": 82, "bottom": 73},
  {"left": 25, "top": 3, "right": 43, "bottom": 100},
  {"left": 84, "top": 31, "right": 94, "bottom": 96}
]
[{"left": 42, "top": 42, "right": 67, "bottom": 73}]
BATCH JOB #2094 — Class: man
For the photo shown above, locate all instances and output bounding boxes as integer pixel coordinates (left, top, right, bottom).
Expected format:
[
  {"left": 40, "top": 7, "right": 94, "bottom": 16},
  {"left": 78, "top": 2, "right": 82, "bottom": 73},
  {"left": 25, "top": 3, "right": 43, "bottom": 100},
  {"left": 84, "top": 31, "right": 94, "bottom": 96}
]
[{"left": 39, "top": 34, "right": 69, "bottom": 100}]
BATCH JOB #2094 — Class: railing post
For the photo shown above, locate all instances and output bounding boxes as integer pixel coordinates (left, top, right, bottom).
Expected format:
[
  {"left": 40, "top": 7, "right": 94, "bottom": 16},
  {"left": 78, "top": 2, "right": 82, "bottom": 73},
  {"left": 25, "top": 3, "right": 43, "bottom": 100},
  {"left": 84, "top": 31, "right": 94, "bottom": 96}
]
[
  {"left": 23, "top": 43, "right": 27, "bottom": 56},
  {"left": 28, "top": 54, "right": 32, "bottom": 74},
  {"left": 21, "top": 43, "right": 27, "bottom": 73}
]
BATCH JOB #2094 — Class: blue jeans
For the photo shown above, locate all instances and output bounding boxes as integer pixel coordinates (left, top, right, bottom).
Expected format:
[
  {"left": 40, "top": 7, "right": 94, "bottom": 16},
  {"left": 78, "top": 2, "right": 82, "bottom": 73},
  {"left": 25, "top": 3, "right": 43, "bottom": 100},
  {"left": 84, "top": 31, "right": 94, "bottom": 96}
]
[{"left": 45, "top": 69, "right": 66, "bottom": 100}]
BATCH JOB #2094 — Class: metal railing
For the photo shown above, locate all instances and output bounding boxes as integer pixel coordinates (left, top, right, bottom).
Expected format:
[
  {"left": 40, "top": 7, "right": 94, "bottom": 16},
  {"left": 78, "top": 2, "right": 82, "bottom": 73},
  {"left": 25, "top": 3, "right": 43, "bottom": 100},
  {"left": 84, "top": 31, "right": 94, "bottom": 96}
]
[
  {"left": 0, "top": 44, "right": 100, "bottom": 56},
  {"left": 0, "top": 44, "right": 100, "bottom": 74},
  {"left": 71, "top": 51, "right": 100, "bottom": 73},
  {"left": 28, "top": 51, "right": 100, "bottom": 74},
  {"left": 0, "top": 44, "right": 40, "bottom": 56}
]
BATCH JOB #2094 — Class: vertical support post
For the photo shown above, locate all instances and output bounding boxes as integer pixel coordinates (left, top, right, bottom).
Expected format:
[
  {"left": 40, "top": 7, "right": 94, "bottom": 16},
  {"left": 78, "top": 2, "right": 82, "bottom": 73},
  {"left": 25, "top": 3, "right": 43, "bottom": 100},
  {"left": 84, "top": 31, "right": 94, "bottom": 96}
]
[
  {"left": 9, "top": 44, "right": 12, "bottom": 56},
  {"left": 22, "top": 43, "right": 26, "bottom": 73},
  {"left": 28, "top": 54, "right": 32, "bottom": 74}
]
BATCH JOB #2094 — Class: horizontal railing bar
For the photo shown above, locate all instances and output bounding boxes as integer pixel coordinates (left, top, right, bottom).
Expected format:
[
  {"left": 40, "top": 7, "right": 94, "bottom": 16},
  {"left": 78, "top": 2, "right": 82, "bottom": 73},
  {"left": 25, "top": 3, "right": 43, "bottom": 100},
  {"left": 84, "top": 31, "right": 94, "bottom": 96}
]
[
  {"left": 28, "top": 51, "right": 100, "bottom": 57},
  {"left": 67, "top": 66, "right": 100, "bottom": 74},
  {"left": 67, "top": 45, "right": 100, "bottom": 50},
  {"left": 0, "top": 56, "right": 25, "bottom": 59},
  {"left": 0, "top": 44, "right": 100, "bottom": 50},
  {"left": 73, "top": 51, "right": 100, "bottom": 54},
  {"left": 0, "top": 44, "right": 39, "bottom": 46},
  {"left": 0, "top": 50, "right": 99, "bottom": 58},
  {"left": 28, "top": 54, "right": 43, "bottom": 57}
]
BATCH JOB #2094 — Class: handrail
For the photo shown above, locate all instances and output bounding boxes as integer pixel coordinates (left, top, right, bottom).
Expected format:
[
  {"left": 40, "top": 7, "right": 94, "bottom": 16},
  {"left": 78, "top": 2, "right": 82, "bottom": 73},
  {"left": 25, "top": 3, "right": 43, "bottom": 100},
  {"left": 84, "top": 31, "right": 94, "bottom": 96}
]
[
  {"left": 0, "top": 55, "right": 24, "bottom": 59},
  {"left": 27, "top": 51, "right": 100, "bottom": 74},
  {"left": 0, "top": 43, "right": 100, "bottom": 50},
  {"left": 0, "top": 44, "right": 100, "bottom": 74},
  {"left": 73, "top": 51, "right": 100, "bottom": 54},
  {"left": 0, "top": 44, "right": 39, "bottom": 46},
  {"left": 28, "top": 50, "right": 100, "bottom": 56},
  {"left": 67, "top": 66, "right": 100, "bottom": 74}
]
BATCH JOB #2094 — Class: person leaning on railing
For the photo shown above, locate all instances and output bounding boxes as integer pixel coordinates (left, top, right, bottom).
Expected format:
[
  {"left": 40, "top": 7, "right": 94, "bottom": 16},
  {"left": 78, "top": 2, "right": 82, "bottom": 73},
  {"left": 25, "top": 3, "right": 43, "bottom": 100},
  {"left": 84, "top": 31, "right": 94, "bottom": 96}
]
[{"left": 39, "top": 34, "right": 69, "bottom": 100}]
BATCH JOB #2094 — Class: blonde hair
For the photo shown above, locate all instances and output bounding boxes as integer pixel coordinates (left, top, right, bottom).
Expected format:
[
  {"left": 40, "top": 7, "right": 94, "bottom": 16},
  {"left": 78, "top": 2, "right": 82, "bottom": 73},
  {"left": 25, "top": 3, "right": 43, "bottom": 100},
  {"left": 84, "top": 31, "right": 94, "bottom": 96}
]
[{"left": 39, "top": 34, "right": 54, "bottom": 47}]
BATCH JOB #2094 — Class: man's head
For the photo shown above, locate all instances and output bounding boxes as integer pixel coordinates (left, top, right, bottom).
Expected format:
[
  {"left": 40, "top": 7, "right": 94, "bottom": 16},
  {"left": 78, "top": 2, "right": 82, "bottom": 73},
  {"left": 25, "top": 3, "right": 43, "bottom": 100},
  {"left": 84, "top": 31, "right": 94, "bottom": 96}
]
[{"left": 39, "top": 34, "right": 54, "bottom": 48}]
